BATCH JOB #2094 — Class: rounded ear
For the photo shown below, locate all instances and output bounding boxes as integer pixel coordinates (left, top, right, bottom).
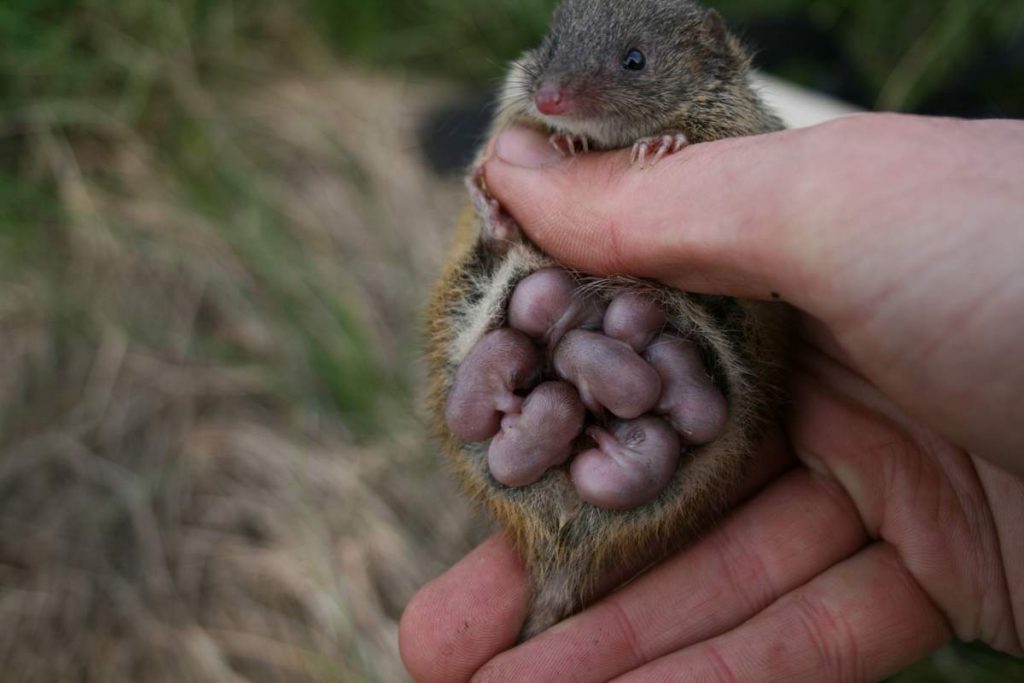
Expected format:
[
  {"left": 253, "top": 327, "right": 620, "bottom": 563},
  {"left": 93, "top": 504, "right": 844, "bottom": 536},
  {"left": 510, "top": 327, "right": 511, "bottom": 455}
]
[{"left": 700, "top": 9, "right": 730, "bottom": 55}]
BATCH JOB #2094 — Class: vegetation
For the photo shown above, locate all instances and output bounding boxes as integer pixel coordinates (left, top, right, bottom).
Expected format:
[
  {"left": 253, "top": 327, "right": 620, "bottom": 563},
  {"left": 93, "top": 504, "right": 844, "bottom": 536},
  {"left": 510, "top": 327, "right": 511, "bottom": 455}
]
[
  {"left": 0, "top": 1, "right": 1020, "bottom": 680},
  {"left": 306, "top": 0, "right": 1024, "bottom": 113}
]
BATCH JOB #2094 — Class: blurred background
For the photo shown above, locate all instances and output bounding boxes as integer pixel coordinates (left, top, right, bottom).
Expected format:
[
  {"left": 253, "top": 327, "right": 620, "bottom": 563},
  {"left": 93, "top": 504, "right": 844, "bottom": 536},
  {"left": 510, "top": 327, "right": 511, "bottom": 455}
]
[{"left": 0, "top": 1, "right": 1021, "bottom": 681}]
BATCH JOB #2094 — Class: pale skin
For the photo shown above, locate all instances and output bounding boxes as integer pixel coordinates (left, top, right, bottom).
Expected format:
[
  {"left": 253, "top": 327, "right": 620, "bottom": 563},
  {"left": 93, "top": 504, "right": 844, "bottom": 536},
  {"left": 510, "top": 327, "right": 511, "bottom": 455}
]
[{"left": 400, "top": 114, "right": 1024, "bottom": 682}]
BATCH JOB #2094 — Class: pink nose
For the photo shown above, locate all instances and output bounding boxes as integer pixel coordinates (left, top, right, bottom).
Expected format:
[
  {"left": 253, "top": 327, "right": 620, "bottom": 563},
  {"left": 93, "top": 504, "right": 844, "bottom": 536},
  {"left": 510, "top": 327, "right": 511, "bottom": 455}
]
[{"left": 535, "top": 86, "right": 569, "bottom": 116}]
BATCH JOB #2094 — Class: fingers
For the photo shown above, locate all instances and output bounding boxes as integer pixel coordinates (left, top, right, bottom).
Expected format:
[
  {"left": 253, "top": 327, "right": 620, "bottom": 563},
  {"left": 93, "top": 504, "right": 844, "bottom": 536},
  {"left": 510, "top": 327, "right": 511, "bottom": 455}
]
[
  {"left": 613, "top": 544, "right": 951, "bottom": 683},
  {"left": 973, "top": 457, "right": 1024, "bottom": 654},
  {"left": 788, "top": 368, "right": 1020, "bottom": 652},
  {"left": 399, "top": 535, "right": 530, "bottom": 683},
  {"left": 483, "top": 126, "right": 811, "bottom": 303},
  {"left": 469, "top": 468, "right": 868, "bottom": 683}
]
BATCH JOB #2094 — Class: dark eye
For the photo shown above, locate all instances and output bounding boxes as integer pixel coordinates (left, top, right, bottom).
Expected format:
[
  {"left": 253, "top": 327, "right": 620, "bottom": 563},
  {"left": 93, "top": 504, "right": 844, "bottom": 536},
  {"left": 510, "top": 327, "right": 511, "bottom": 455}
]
[{"left": 623, "top": 49, "right": 646, "bottom": 71}]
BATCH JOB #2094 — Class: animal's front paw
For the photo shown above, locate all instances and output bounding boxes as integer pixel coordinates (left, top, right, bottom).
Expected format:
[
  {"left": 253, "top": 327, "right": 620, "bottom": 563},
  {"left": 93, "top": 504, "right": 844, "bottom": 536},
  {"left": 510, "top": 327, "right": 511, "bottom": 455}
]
[
  {"left": 549, "top": 132, "right": 590, "bottom": 157},
  {"left": 467, "top": 165, "right": 521, "bottom": 251},
  {"left": 444, "top": 268, "right": 728, "bottom": 510},
  {"left": 630, "top": 131, "right": 690, "bottom": 167}
]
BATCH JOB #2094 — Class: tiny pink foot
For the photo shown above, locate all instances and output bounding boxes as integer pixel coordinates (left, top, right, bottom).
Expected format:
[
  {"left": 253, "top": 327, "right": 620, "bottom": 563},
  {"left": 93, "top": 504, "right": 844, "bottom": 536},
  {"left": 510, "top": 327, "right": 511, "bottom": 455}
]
[
  {"left": 467, "top": 164, "right": 521, "bottom": 251},
  {"left": 630, "top": 131, "right": 690, "bottom": 167},
  {"left": 549, "top": 132, "right": 591, "bottom": 157}
]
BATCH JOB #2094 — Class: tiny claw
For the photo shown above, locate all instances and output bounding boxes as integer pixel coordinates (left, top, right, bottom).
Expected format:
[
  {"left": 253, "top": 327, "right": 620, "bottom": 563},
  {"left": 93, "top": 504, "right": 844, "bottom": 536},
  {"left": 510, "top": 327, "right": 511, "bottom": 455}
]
[
  {"left": 651, "top": 135, "right": 672, "bottom": 165},
  {"left": 630, "top": 131, "right": 690, "bottom": 168},
  {"left": 549, "top": 133, "right": 591, "bottom": 157}
]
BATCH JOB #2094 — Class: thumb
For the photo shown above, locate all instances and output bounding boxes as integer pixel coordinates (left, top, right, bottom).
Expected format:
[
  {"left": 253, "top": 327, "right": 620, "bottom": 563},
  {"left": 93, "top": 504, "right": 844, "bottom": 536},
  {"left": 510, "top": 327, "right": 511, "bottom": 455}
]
[{"left": 482, "top": 126, "right": 810, "bottom": 304}]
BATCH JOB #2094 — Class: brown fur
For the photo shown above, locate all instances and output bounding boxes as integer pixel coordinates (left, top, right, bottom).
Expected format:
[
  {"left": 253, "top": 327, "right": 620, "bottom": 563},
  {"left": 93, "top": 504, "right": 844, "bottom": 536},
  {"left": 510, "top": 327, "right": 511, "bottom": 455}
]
[{"left": 425, "top": 0, "right": 791, "bottom": 638}]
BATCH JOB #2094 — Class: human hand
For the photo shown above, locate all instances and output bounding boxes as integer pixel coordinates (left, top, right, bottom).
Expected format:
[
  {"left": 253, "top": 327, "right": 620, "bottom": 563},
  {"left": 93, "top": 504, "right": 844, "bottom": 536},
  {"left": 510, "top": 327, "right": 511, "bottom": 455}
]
[{"left": 400, "top": 114, "right": 1024, "bottom": 681}]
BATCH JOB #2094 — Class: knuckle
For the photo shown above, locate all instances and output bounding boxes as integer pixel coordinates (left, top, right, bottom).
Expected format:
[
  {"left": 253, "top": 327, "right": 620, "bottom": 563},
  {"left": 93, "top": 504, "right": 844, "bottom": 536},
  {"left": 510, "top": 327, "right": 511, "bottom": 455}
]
[
  {"left": 603, "top": 597, "right": 649, "bottom": 665},
  {"left": 784, "top": 593, "right": 863, "bottom": 682},
  {"left": 709, "top": 526, "right": 777, "bottom": 617},
  {"left": 702, "top": 641, "right": 741, "bottom": 683},
  {"left": 591, "top": 195, "right": 635, "bottom": 276},
  {"left": 602, "top": 214, "right": 632, "bottom": 275}
]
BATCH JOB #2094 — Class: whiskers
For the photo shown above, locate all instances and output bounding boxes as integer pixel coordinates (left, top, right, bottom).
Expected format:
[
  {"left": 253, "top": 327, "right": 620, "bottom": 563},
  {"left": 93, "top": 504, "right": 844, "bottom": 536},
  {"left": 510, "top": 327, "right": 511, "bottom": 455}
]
[{"left": 494, "top": 60, "right": 539, "bottom": 123}]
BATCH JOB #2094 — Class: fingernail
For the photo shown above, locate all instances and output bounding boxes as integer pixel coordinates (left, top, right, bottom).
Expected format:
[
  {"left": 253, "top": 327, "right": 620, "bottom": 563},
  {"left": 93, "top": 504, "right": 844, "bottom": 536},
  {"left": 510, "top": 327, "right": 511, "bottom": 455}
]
[{"left": 494, "top": 127, "right": 564, "bottom": 169}]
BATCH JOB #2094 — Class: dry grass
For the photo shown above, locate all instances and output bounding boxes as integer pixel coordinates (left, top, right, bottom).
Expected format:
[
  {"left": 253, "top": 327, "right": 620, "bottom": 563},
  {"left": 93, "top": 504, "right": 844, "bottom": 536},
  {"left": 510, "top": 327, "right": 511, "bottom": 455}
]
[{"left": 0, "top": 69, "right": 483, "bottom": 682}]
